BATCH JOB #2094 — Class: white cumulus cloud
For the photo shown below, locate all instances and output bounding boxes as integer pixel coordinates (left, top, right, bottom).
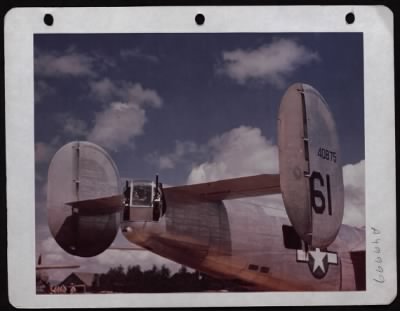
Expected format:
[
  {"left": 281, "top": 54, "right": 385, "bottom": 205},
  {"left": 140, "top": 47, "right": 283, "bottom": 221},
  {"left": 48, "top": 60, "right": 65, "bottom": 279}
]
[
  {"left": 89, "top": 78, "right": 162, "bottom": 108},
  {"left": 87, "top": 81, "right": 163, "bottom": 151},
  {"left": 186, "top": 126, "right": 282, "bottom": 217},
  {"left": 342, "top": 160, "right": 365, "bottom": 227},
  {"left": 219, "top": 38, "right": 319, "bottom": 88},
  {"left": 187, "top": 126, "right": 279, "bottom": 184},
  {"left": 35, "top": 47, "right": 116, "bottom": 79},
  {"left": 35, "top": 48, "right": 96, "bottom": 78},
  {"left": 87, "top": 102, "right": 146, "bottom": 151},
  {"left": 89, "top": 78, "right": 116, "bottom": 100}
]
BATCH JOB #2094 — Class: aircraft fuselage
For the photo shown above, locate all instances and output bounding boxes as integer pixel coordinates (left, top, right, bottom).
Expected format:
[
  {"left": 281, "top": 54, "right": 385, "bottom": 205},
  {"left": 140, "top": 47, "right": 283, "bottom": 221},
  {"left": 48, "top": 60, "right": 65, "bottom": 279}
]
[{"left": 121, "top": 195, "right": 365, "bottom": 291}]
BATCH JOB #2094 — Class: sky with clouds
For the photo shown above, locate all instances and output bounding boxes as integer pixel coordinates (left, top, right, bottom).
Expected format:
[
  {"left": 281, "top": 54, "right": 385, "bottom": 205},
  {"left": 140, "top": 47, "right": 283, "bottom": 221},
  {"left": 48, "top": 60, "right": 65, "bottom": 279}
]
[{"left": 34, "top": 33, "right": 364, "bottom": 281}]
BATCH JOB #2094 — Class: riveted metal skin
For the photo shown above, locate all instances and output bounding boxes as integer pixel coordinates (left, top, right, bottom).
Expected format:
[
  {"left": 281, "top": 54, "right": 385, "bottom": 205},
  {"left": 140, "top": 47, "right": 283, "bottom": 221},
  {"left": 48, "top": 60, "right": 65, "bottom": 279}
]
[
  {"left": 47, "top": 141, "right": 121, "bottom": 257},
  {"left": 278, "top": 83, "right": 344, "bottom": 248}
]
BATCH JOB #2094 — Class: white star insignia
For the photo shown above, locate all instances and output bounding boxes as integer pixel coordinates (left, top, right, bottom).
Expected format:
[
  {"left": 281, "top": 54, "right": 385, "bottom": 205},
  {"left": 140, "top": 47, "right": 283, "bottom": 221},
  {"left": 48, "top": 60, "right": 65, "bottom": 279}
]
[{"left": 309, "top": 248, "right": 327, "bottom": 273}]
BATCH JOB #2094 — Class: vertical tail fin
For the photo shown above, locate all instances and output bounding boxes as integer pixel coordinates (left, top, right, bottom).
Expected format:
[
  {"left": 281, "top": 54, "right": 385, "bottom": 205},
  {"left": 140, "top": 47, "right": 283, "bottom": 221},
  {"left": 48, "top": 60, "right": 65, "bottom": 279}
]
[{"left": 278, "top": 83, "right": 344, "bottom": 248}]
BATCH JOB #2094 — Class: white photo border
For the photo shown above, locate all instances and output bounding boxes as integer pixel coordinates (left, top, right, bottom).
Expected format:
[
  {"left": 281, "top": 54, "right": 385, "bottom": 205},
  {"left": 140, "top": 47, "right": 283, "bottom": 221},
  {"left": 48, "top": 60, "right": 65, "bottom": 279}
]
[{"left": 5, "top": 6, "right": 396, "bottom": 307}]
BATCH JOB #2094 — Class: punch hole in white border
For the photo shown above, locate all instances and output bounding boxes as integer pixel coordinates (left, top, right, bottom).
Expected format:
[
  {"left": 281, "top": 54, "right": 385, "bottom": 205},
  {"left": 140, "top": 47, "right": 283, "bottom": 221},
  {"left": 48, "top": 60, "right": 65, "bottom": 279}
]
[{"left": 5, "top": 6, "right": 395, "bottom": 308}]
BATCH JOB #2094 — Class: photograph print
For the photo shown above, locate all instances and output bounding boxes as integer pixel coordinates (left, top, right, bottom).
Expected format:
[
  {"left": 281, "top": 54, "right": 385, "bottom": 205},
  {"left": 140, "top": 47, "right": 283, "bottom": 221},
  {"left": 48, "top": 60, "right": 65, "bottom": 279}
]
[{"left": 34, "top": 32, "right": 365, "bottom": 294}]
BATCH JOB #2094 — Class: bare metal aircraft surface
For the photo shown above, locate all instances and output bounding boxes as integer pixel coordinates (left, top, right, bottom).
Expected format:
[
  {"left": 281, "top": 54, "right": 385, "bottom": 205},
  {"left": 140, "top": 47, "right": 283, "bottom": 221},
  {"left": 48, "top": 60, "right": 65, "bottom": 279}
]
[{"left": 46, "top": 83, "right": 365, "bottom": 291}]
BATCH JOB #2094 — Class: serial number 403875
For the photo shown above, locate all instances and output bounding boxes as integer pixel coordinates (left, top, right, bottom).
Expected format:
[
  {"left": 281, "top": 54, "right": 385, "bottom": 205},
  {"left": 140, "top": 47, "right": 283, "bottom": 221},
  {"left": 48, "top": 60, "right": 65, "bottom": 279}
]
[{"left": 317, "top": 147, "right": 336, "bottom": 163}]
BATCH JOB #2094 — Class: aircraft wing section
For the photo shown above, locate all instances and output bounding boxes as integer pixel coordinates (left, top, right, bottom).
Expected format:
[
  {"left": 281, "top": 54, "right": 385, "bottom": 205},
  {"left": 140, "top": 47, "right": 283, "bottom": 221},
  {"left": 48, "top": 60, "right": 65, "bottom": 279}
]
[
  {"left": 65, "top": 195, "right": 123, "bottom": 215},
  {"left": 163, "top": 174, "right": 281, "bottom": 202}
]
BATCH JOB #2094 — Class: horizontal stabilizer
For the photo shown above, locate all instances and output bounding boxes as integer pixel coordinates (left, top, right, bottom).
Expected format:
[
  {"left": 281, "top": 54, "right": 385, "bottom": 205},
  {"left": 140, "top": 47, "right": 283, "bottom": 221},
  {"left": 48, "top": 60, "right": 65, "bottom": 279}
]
[
  {"left": 108, "top": 246, "right": 146, "bottom": 251},
  {"left": 164, "top": 174, "right": 281, "bottom": 202},
  {"left": 36, "top": 264, "right": 80, "bottom": 270},
  {"left": 66, "top": 195, "right": 123, "bottom": 215}
]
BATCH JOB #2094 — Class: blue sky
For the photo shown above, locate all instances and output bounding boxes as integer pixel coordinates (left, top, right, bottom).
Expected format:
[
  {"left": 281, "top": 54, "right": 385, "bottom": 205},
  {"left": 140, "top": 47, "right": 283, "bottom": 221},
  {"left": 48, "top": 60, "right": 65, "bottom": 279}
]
[{"left": 34, "top": 33, "right": 365, "bottom": 280}]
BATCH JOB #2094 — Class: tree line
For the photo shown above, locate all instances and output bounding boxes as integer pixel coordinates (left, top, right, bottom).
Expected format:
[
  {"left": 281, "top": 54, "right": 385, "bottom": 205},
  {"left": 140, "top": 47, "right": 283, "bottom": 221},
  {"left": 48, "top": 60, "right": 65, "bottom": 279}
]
[{"left": 97, "top": 265, "right": 239, "bottom": 292}]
